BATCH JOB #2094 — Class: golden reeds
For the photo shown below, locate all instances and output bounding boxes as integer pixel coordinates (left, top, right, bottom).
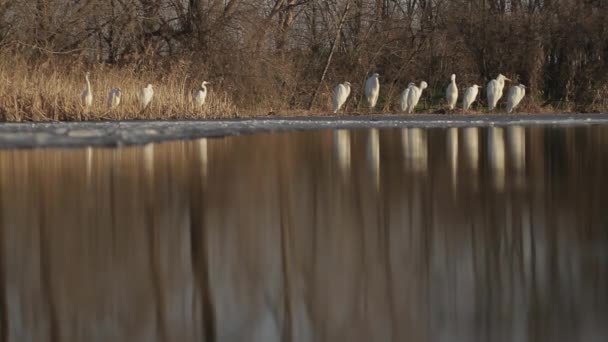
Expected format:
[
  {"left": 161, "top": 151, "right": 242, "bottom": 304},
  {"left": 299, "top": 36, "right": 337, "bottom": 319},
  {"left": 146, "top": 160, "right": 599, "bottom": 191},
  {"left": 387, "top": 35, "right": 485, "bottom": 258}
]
[{"left": 0, "top": 53, "right": 237, "bottom": 121}]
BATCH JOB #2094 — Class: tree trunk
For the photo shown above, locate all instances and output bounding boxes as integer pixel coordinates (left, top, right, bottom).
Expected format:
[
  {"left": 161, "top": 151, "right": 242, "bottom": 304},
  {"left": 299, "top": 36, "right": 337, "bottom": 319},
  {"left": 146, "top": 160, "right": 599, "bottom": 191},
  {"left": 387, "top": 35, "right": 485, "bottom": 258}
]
[{"left": 307, "top": 0, "right": 351, "bottom": 110}]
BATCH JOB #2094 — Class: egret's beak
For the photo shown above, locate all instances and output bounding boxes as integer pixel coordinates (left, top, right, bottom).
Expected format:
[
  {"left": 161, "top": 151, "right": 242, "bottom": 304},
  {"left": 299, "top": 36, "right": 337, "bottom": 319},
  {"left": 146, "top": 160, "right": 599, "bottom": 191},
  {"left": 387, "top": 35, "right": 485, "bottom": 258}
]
[{"left": 506, "top": 78, "right": 512, "bottom": 81}]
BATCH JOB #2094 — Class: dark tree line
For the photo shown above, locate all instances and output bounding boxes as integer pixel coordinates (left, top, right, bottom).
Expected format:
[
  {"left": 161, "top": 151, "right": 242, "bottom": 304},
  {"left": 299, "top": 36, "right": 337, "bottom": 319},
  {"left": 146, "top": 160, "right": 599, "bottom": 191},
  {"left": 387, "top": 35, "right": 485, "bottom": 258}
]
[{"left": 0, "top": 0, "right": 607, "bottom": 111}]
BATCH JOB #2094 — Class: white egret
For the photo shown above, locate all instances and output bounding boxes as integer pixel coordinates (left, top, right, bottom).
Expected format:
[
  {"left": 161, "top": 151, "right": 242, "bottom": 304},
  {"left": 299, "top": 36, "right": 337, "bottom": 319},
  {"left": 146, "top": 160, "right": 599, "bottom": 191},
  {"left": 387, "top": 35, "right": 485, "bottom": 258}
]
[
  {"left": 399, "top": 82, "right": 415, "bottom": 112},
  {"left": 507, "top": 84, "right": 526, "bottom": 113},
  {"left": 406, "top": 81, "right": 428, "bottom": 114},
  {"left": 446, "top": 74, "right": 458, "bottom": 110},
  {"left": 140, "top": 84, "right": 154, "bottom": 109},
  {"left": 486, "top": 74, "right": 511, "bottom": 111},
  {"left": 364, "top": 73, "right": 380, "bottom": 109},
  {"left": 107, "top": 88, "right": 122, "bottom": 109},
  {"left": 332, "top": 82, "right": 351, "bottom": 113},
  {"left": 81, "top": 71, "right": 93, "bottom": 109},
  {"left": 193, "top": 81, "right": 210, "bottom": 108},
  {"left": 462, "top": 85, "right": 481, "bottom": 110}
]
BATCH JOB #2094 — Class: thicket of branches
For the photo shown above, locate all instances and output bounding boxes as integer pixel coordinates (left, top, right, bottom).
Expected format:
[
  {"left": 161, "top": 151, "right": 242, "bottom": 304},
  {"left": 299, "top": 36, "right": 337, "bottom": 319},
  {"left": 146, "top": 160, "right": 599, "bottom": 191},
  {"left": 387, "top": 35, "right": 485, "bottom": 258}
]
[{"left": 0, "top": 0, "right": 607, "bottom": 116}]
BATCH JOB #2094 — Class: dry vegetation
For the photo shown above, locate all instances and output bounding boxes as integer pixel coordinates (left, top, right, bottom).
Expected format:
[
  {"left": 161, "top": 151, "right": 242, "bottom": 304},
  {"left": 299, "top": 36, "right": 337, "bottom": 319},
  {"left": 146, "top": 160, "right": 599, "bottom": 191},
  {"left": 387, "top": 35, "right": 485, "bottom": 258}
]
[
  {"left": 0, "top": 53, "right": 237, "bottom": 121},
  {"left": 0, "top": 0, "right": 607, "bottom": 121}
]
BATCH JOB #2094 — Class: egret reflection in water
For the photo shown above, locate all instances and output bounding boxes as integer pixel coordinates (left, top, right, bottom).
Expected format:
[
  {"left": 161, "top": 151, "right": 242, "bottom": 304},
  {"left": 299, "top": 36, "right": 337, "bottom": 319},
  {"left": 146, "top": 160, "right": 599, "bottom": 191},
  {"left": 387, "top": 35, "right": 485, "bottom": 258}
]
[
  {"left": 488, "top": 126, "right": 506, "bottom": 190},
  {"left": 463, "top": 126, "right": 479, "bottom": 172},
  {"left": 402, "top": 127, "right": 428, "bottom": 173},
  {"left": 0, "top": 126, "right": 606, "bottom": 341},
  {"left": 333, "top": 129, "right": 351, "bottom": 176},
  {"left": 197, "top": 138, "right": 209, "bottom": 179},
  {"left": 447, "top": 127, "right": 458, "bottom": 189},
  {"left": 367, "top": 128, "right": 380, "bottom": 189}
]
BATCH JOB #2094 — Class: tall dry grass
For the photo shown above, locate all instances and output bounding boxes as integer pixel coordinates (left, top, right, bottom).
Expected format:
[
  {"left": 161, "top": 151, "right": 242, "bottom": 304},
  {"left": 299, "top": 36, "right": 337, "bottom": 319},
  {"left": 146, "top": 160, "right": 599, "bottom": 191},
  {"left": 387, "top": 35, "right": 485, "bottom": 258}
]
[
  {"left": 0, "top": 53, "right": 237, "bottom": 121},
  {"left": 0, "top": 49, "right": 602, "bottom": 122}
]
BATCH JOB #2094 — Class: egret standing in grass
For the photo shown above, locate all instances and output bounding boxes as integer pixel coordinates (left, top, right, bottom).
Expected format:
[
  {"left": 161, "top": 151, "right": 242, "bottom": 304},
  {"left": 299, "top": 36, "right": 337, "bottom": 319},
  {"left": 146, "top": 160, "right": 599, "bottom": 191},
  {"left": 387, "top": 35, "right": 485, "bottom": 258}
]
[
  {"left": 507, "top": 84, "right": 526, "bottom": 113},
  {"left": 399, "top": 82, "right": 415, "bottom": 112},
  {"left": 446, "top": 74, "right": 458, "bottom": 110},
  {"left": 462, "top": 85, "right": 481, "bottom": 110},
  {"left": 332, "top": 82, "right": 352, "bottom": 113},
  {"left": 487, "top": 74, "right": 511, "bottom": 111},
  {"left": 107, "top": 88, "right": 122, "bottom": 109},
  {"left": 365, "top": 73, "right": 380, "bottom": 109},
  {"left": 194, "top": 81, "right": 210, "bottom": 108},
  {"left": 406, "top": 81, "right": 428, "bottom": 114},
  {"left": 140, "top": 84, "right": 154, "bottom": 109},
  {"left": 81, "top": 71, "right": 93, "bottom": 110}
]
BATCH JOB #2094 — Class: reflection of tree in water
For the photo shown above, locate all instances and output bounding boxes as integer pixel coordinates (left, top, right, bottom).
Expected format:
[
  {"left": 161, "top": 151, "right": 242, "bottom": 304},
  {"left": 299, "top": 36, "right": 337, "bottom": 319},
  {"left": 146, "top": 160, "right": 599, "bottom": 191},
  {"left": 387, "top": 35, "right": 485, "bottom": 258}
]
[{"left": 0, "top": 126, "right": 606, "bottom": 341}]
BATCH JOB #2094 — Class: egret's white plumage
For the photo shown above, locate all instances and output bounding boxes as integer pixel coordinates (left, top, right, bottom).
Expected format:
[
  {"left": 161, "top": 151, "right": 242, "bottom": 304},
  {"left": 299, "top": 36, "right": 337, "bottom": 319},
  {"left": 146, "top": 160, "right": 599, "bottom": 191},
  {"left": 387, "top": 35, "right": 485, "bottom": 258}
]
[
  {"left": 406, "top": 81, "right": 428, "bottom": 114},
  {"left": 486, "top": 74, "right": 511, "bottom": 111},
  {"left": 446, "top": 74, "right": 458, "bottom": 110},
  {"left": 81, "top": 71, "right": 93, "bottom": 109},
  {"left": 507, "top": 84, "right": 526, "bottom": 113},
  {"left": 399, "top": 82, "right": 415, "bottom": 112},
  {"left": 364, "top": 73, "right": 380, "bottom": 109},
  {"left": 332, "top": 82, "right": 352, "bottom": 113},
  {"left": 462, "top": 85, "right": 481, "bottom": 110},
  {"left": 107, "top": 88, "right": 122, "bottom": 109},
  {"left": 140, "top": 84, "right": 154, "bottom": 109},
  {"left": 193, "top": 81, "right": 210, "bottom": 108}
]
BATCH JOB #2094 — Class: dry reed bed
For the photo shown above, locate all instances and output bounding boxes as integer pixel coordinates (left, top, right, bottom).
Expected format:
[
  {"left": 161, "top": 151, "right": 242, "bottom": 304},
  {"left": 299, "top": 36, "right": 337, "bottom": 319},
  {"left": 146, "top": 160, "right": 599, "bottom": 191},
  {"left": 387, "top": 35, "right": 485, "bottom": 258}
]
[
  {"left": 0, "top": 53, "right": 593, "bottom": 122},
  {"left": 0, "top": 54, "right": 237, "bottom": 121}
]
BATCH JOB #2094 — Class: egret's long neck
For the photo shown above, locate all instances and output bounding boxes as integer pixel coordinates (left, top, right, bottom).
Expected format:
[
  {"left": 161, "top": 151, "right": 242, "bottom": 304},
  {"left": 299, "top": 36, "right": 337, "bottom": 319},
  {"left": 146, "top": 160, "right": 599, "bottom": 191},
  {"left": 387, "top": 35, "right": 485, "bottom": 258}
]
[{"left": 85, "top": 76, "right": 91, "bottom": 91}]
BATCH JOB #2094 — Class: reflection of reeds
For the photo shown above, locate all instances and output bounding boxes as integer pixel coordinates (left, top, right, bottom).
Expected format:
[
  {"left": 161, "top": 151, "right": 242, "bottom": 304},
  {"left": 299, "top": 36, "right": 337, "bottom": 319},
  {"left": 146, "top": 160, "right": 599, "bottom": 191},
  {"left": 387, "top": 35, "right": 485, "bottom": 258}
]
[{"left": 0, "top": 54, "right": 236, "bottom": 121}]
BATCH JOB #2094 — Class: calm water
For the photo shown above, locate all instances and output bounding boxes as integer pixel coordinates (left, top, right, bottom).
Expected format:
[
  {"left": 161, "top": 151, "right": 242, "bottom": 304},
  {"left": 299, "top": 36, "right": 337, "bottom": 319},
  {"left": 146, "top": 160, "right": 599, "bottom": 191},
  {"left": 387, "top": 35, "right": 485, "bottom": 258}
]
[{"left": 0, "top": 126, "right": 607, "bottom": 341}]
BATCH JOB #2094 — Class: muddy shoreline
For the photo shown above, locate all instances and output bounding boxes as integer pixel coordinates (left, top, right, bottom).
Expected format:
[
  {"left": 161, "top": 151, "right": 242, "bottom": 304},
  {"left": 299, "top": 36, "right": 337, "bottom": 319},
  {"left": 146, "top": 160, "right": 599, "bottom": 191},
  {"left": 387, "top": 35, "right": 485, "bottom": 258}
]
[{"left": 1, "top": 113, "right": 607, "bottom": 149}]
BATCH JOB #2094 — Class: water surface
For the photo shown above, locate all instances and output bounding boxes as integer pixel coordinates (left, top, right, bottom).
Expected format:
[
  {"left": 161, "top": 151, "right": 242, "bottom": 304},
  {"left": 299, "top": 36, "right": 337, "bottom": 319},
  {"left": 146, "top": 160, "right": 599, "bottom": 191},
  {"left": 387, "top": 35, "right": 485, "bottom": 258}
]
[{"left": 0, "top": 126, "right": 607, "bottom": 341}]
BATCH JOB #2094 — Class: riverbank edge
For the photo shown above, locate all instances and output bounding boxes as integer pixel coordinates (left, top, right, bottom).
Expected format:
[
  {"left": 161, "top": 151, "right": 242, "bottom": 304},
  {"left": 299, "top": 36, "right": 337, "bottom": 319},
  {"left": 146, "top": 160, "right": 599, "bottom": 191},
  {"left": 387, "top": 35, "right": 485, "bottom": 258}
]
[{"left": 1, "top": 113, "right": 607, "bottom": 149}]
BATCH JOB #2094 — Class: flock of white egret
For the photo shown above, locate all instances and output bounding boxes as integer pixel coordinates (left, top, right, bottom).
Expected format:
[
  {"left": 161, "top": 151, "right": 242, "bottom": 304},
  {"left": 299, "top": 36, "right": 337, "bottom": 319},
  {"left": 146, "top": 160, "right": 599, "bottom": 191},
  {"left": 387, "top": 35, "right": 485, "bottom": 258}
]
[
  {"left": 333, "top": 73, "right": 527, "bottom": 114},
  {"left": 79, "top": 71, "right": 210, "bottom": 111},
  {"left": 80, "top": 71, "right": 525, "bottom": 115}
]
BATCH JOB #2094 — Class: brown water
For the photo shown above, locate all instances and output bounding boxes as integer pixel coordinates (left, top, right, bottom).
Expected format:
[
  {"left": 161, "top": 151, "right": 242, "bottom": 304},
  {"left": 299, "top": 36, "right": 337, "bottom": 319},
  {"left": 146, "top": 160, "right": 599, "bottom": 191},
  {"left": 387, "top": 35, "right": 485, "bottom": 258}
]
[{"left": 0, "top": 126, "right": 607, "bottom": 342}]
